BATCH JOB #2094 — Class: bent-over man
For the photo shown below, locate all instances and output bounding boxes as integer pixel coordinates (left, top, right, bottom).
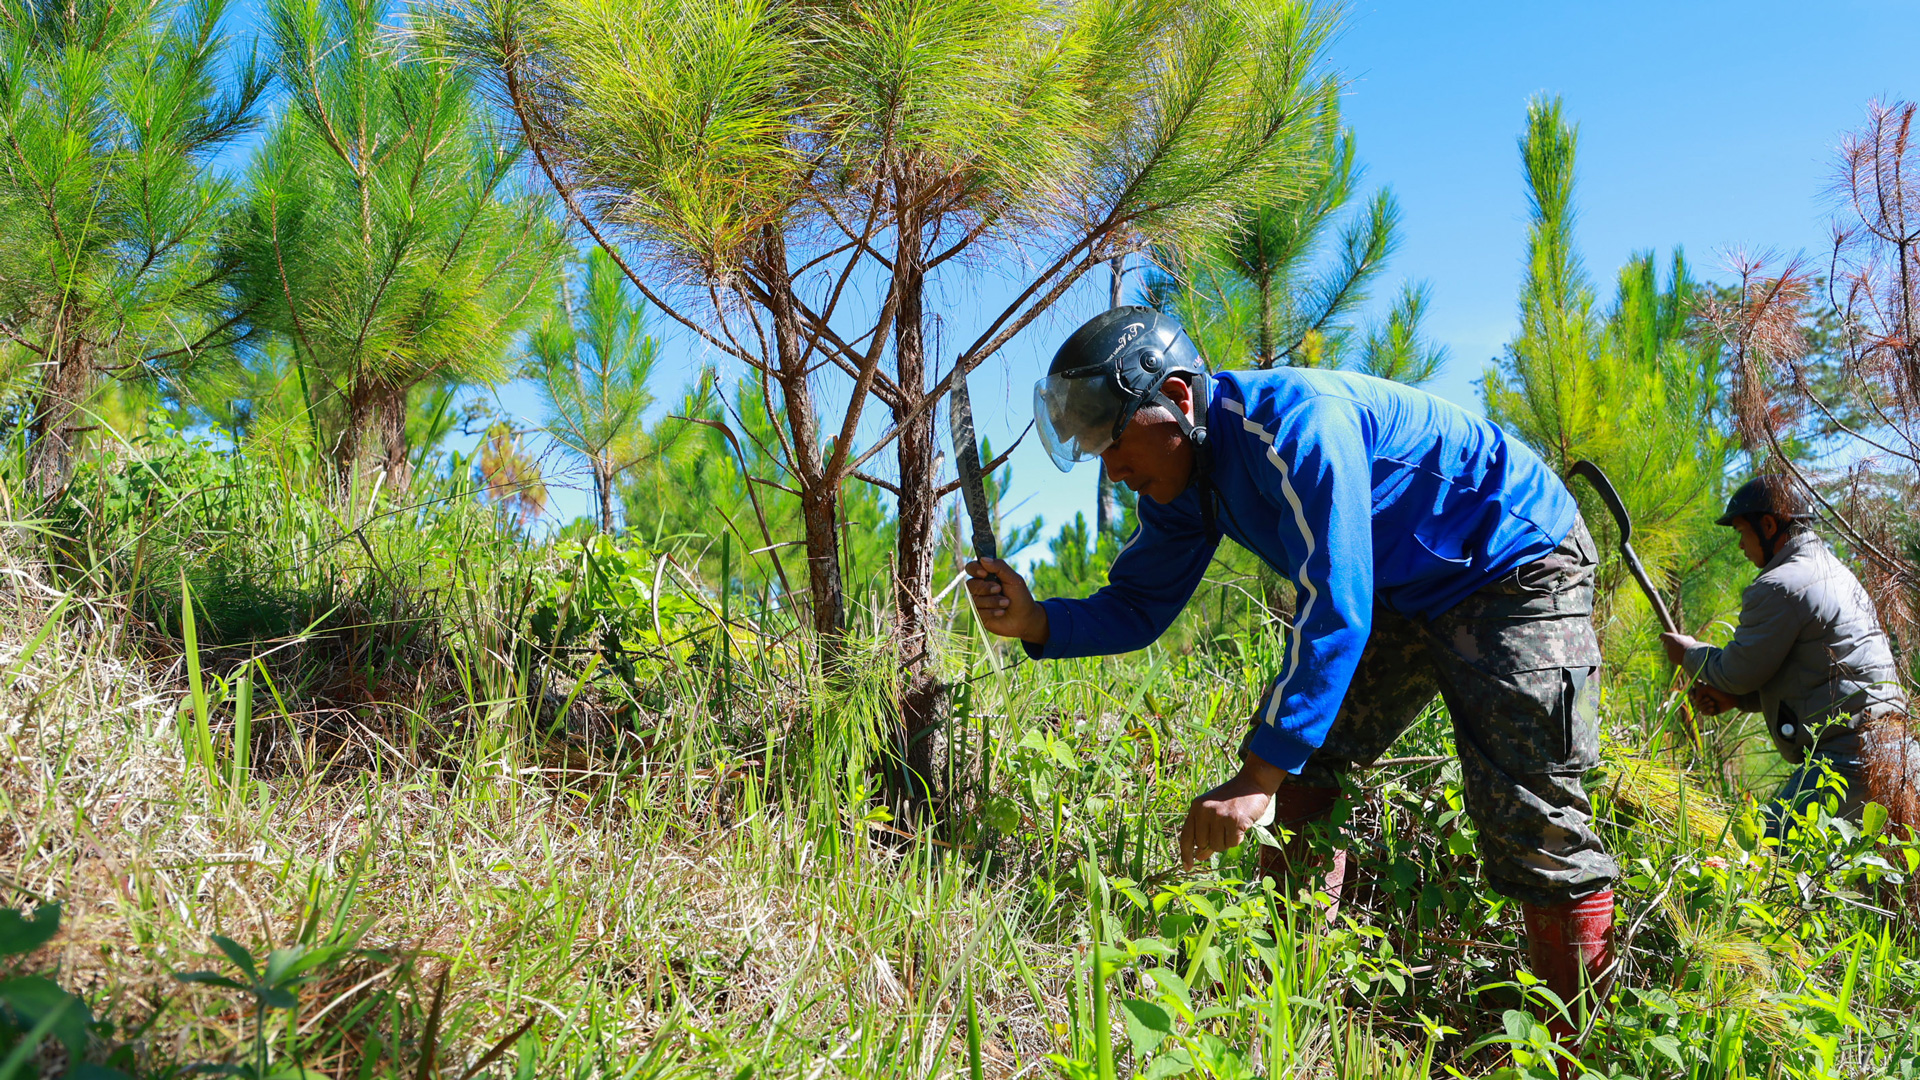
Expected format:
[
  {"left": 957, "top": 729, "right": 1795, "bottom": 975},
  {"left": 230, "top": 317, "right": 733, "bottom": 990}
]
[{"left": 967, "top": 308, "right": 1616, "bottom": 1047}]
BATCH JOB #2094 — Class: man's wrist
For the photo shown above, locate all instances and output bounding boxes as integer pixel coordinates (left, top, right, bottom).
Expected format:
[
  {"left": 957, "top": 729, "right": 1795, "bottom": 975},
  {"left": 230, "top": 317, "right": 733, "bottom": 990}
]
[
  {"left": 1237, "top": 753, "right": 1286, "bottom": 794},
  {"left": 1019, "top": 605, "right": 1050, "bottom": 646}
]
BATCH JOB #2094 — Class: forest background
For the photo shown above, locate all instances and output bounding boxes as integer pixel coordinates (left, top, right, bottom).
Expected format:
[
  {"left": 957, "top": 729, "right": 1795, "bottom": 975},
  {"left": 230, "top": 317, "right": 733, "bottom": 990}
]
[{"left": 2, "top": 0, "right": 1920, "bottom": 1078}]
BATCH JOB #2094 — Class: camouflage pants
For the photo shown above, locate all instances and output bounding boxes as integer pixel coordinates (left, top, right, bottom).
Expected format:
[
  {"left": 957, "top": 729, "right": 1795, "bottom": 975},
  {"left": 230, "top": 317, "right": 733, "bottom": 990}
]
[{"left": 1281, "top": 517, "right": 1618, "bottom": 906}]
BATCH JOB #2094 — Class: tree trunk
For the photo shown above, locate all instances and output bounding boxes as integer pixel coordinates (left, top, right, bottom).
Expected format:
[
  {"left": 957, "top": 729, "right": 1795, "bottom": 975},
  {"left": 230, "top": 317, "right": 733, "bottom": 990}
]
[
  {"left": 336, "top": 378, "right": 409, "bottom": 497},
  {"left": 337, "top": 380, "right": 378, "bottom": 495},
  {"left": 1257, "top": 276, "right": 1275, "bottom": 368},
  {"left": 758, "top": 229, "right": 844, "bottom": 641},
  {"left": 890, "top": 192, "right": 940, "bottom": 813},
  {"left": 26, "top": 334, "right": 95, "bottom": 496},
  {"left": 594, "top": 456, "right": 613, "bottom": 533},
  {"left": 376, "top": 380, "right": 410, "bottom": 494}
]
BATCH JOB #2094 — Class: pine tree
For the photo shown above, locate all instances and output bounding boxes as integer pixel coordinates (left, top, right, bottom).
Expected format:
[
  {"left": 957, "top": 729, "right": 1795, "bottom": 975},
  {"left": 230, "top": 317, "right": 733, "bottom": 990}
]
[
  {"left": 227, "top": 0, "right": 565, "bottom": 494},
  {"left": 448, "top": 0, "right": 1349, "bottom": 810},
  {"left": 1141, "top": 120, "right": 1445, "bottom": 383},
  {"left": 1482, "top": 97, "right": 1735, "bottom": 659},
  {"left": 0, "top": 0, "right": 267, "bottom": 492},
  {"left": 527, "top": 249, "right": 662, "bottom": 534}
]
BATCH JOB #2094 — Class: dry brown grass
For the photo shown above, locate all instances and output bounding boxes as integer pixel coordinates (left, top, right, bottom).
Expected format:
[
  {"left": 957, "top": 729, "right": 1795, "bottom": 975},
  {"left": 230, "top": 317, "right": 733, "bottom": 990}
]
[{"left": 0, "top": 542, "right": 1098, "bottom": 1076}]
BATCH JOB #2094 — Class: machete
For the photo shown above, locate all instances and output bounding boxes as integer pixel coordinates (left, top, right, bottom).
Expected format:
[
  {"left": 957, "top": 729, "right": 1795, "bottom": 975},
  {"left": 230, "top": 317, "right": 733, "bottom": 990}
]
[
  {"left": 949, "top": 368, "right": 999, "bottom": 579},
  {"left": 1567, "top": 459, "right": 1679, "bottom": 635}
]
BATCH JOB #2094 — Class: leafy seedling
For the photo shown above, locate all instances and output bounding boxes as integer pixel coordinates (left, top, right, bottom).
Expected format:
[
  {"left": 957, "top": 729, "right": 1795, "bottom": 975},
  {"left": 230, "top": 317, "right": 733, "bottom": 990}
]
[
  {"left": 0, "top": 904, "right": 130, "bottom": 1080},
  {"left": 175, "top": 935, "right": 338, "bottom": 1079}
]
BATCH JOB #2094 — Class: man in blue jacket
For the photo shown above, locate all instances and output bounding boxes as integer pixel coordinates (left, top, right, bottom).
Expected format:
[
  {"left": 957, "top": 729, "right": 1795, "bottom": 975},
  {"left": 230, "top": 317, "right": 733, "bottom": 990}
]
[{"left": 967, "top": 308, "right": 1616, "bottom": 1041}]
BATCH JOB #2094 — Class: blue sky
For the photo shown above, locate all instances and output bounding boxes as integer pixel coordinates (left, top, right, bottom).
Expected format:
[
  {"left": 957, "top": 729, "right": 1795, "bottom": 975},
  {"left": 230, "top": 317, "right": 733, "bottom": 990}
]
[{"left": 484, "top": 0, "right": 1920, "bottom": 551}]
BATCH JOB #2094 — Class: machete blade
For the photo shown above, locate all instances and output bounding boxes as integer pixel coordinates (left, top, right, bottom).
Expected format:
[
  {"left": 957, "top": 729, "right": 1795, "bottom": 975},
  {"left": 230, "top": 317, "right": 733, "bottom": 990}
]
[
  {"left": 1568, "top": 459, "right": 1633, "bottom": 544},
  {"left": 1567, "top": 458, "right": 1679, "bottom": 634},
  {"left": 949, "top": 369, "right": 999, "bottom": 564}
]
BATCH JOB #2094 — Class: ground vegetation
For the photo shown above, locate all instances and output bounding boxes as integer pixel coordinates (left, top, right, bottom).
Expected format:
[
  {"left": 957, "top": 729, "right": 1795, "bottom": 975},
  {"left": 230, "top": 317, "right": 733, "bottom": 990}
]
[{"left": 0, "top": 12, "right": 1915, "bottom": 1079}]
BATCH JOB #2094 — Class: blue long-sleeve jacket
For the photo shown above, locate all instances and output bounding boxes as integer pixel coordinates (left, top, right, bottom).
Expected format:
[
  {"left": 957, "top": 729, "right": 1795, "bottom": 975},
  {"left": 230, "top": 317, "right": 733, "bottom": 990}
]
[{"left": 1027, "top": 368, "right": 1579, "bottom": 773}]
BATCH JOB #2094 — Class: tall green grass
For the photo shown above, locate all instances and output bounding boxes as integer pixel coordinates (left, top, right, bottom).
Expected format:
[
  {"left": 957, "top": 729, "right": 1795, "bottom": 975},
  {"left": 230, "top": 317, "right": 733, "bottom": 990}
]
[{"left": 3, "top": 432, "right": 1920, "bottom": 1078}]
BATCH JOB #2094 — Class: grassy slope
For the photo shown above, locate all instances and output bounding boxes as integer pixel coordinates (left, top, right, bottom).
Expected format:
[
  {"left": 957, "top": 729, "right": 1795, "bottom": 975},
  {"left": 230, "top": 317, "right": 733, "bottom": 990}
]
[{"left": 5, "top": 450, "right": 1920, "bottom": 1078}]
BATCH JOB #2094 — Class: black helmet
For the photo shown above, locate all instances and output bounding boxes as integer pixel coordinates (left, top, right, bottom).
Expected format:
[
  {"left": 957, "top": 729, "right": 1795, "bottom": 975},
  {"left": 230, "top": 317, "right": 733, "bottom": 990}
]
[
  {"left": 1714, "top": 475, "right": 1812, "bottom": 527},
  {"left": 1033, "top": 307, "right": 1208, "bottom": 471}
]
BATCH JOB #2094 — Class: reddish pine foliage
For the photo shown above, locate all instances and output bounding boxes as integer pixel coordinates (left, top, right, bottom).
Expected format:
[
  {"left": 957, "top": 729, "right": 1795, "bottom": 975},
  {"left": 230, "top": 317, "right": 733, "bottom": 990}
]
[
  {"left": 1835, "top": 102, "right": 1920, "bottom": 419},
  {"left": 1699, "top": 103, "right": 1920, "bottom": 669}
]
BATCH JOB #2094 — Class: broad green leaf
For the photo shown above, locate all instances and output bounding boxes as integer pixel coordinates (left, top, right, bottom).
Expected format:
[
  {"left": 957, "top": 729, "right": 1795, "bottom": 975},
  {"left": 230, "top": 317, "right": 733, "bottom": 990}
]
[
  {"left": 0, "top": 974, "right": 91, "bottom": 1057},
  {"left": 1127, "top": 938, "right": 1175, "bottom": 959},
  {"left": 1142, "top": 1049, "right": 1193, "bottom": 1080},
  {"left": 263, "top": 945, "right": 308, "bottom": 985},
  {"left": 0, "top": 904, "right": 60, "bottom": 958},
  {"left": 1863, "top": 802, "right": 1889, "bottom": 837},
  {"left": 1144, "top": 968, "right": 1191, "bottom": 1010},
  {"left": 174, "top": 972, "right": 249, "bottom": 991},
  {"left": 1117, "top": 998, "right": 1171, "bottom": 1056},
  {"left": 211, "top": 934, "right": 260, "bottom": 980}
]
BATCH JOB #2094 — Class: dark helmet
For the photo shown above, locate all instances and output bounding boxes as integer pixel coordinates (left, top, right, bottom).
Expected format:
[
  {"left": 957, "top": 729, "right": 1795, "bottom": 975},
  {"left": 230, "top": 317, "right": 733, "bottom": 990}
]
[
  {"left": 1033, "top": 307, "right": 1208, "bottom": 471},
  {"left": 1714, "top": 474, "right": 1813, "bottom": 528}
]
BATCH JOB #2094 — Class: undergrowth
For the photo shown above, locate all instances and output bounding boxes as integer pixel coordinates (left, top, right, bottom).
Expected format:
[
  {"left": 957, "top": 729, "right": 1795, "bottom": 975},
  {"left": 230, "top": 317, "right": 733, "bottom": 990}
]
[{"left": 3, "top": 431, "right": 1920, "bottom": 1079}]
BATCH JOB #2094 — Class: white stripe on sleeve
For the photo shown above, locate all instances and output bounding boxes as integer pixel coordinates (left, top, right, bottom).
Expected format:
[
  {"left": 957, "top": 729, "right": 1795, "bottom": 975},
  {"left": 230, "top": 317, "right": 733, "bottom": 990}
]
[{"left": 1220, "top": 398, "right": 1321, "bottom": 729}]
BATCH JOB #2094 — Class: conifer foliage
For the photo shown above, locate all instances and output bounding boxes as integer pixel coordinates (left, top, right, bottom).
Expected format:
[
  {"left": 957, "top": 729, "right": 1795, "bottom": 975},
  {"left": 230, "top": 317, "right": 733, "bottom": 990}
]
[
  {"left": 0, "top": 0, "right": 268, "bottom": 493},
  {"left": 1482, "top": 97, "right": 1734, "bottom": 651}
]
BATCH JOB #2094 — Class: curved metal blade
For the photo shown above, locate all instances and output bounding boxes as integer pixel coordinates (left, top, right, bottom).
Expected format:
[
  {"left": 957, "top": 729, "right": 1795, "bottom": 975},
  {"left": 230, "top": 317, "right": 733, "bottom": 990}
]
[
  {"left": 1567, "top": 458, "right": 1679, "bottom": 634},
  {"left": 1568, "top": 459, "right": 1632, "bottom": 544},
  {"left": 949, "top": 370, "right": 998, "bottom": 563}
]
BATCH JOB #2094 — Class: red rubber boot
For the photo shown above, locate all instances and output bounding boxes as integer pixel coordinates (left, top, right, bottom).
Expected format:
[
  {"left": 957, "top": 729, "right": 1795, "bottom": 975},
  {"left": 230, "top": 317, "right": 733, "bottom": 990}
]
[
  {"left": 1522, "top": 890, "right": 1616, "bottom": 1077},
  {"left": 1256, "top": 783, "right": 1347, "bottom": 921}
]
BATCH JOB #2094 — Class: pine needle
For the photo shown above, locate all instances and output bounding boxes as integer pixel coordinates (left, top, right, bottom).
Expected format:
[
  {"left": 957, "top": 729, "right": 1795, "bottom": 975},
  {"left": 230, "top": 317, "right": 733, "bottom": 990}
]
[{"left": 1602, "top": 744, "right": 1733, "bottom": 846}]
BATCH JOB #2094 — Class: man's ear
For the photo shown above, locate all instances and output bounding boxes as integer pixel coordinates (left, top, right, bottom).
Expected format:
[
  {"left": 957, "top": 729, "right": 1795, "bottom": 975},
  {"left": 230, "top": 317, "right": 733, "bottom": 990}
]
[
  {"left": 1760, "top": 514, "right": 1781, "bottom": 541},
  {"left": 1160, "top": 376, "right": 1195, "bottom": 421}
]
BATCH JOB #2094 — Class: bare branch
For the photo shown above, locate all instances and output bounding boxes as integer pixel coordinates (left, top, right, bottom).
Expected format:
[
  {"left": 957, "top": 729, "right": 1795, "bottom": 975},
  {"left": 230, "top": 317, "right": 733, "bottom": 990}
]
[
  {"left": 851, "top": 470, "right": 900, "bottom": 495},
  {"left": 669, "top": 414, "right": 795, "bottom": 600},
  {"left": 931, "top": 423, "right": 1030, "bottom": 498}
]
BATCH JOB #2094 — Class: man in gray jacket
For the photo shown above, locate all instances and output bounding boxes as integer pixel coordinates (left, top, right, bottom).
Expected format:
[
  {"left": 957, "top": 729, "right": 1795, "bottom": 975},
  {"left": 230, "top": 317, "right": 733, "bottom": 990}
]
[{"left": 1661, "top": 476, "right": 1909, "bottom": 838}]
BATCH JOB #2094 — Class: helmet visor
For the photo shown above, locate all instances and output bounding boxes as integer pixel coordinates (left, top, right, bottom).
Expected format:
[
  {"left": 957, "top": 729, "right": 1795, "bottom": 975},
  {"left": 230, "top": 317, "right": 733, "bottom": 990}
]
[{"left": 1034, "top": 370, "right": 1128, "bottom": 471}]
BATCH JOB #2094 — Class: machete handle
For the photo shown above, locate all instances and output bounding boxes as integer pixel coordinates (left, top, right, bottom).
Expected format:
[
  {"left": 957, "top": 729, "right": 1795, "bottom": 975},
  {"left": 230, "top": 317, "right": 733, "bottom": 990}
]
[{"left": 1619, "top": 544, "right": 1680, "bottom": 635}]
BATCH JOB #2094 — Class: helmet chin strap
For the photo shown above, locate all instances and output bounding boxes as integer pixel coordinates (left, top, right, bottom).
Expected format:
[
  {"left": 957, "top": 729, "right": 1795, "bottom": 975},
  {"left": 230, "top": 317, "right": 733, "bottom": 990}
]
[{"left": 1146, "top": 375, "right": 1216, "bottom": 533}]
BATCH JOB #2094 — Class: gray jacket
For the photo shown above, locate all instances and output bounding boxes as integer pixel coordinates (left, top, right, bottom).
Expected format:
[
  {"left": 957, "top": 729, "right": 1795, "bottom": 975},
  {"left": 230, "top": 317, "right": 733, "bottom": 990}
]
[{"left": 1682, "top": 529, "right": 1907, "bottom": 763}]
